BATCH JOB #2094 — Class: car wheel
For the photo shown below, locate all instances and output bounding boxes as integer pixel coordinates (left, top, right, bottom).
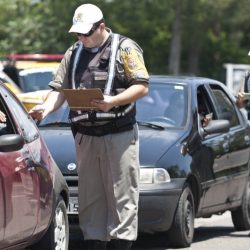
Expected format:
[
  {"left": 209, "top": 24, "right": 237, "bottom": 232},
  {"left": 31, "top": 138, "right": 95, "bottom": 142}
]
[
  {"left": 168, "top": 185, "right": 195, "bottom": 247},
  {"left": 30, "top": 195, "right": 69, "bottom": 250},
  {"left": 231, "top": 181, "right": 250, "bottom": 231}
]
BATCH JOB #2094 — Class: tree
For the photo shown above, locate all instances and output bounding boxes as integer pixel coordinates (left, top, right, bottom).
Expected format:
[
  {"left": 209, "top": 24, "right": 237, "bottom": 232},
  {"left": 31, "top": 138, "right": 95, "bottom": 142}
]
[
  {"left": 168, "top": 0, "right": 183, "bottom": 75},
  {"left": 0, "top": 0, "right": 250, "bottom": 81}
]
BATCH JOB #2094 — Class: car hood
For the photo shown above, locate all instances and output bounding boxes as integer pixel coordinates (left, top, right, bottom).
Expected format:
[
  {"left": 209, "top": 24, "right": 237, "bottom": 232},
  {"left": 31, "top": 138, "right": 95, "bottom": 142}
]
[
  {"left": 39, "top": 128, "right": 77, "bottom": 175},
  {"left": 139, "top": 128, "right": 185, "bottom": 166},
  {"left": 40, "top": 127, "right": 186, "bottom": 175}
]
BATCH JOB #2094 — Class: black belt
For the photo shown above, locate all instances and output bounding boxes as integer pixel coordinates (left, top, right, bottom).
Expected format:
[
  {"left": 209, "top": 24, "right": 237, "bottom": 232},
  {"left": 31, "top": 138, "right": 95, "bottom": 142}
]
[{"left": 75, "top": 117, "right": 135, "bottom": 137}]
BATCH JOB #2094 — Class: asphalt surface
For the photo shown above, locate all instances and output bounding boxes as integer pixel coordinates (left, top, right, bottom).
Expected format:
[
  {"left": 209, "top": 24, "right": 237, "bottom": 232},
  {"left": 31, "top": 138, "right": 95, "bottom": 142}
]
[{"left": 69, "top": 211, "right": 250, "bottom": 250}]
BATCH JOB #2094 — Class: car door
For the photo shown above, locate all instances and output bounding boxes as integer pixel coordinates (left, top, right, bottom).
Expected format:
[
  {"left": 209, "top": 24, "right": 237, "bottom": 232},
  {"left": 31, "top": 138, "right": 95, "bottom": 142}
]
[
  {"left": 0, "top": 85, "right": 40, "bottom": 247},
  {"left": 196, "top": 85, "right": 231, "bottom": 210},
  {"left": 0, "top": 165, "right": 4, "bottom": 242},
  {"left": 209, "top": 84, "right": 250, "bottom": 203},
  {"left": 1, "top": 84, "right": 54, "bottom": 240}
]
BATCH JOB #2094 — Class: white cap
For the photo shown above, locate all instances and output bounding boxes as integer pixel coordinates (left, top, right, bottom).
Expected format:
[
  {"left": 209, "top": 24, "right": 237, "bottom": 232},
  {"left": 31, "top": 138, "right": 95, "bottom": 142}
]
[
  {"left": 248, "top": 50, "right": 250, "bottom": 56},
  {"left": 69, "top": 4, "right": 103, "bottom": 34}
]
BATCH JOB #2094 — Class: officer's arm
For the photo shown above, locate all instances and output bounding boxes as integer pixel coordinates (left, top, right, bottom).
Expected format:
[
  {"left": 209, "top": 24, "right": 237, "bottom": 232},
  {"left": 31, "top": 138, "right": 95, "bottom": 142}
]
[
  {"left": 29, "top": 46, "right": 72, "bottom": 120},
  {"left": 112, "top": 83, "right": 148, "bottom": 106},
  {"left": 91, "top": 83, "right": 148, "bottom": 112},
  {"left": 29, "top": 91, "right": 65, "bottom": 120}
]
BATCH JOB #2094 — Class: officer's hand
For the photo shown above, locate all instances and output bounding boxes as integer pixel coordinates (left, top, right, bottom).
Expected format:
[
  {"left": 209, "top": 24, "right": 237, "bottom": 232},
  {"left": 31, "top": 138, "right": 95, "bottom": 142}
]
[
  {"left": 29, "top": 105, "right": 45, "bottom": 120},
  {"left": 91, "top": 95, "right": 116, "bottom": 112}
]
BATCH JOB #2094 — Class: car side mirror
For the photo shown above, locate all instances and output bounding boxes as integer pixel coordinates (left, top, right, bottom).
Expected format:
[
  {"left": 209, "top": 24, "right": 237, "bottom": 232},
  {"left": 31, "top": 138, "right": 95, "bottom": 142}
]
[
  {"left": 203, "top": 119, "right": 230, "bottom": 136},
  {"left": 0, "top": 134, "right": 24, "bottom": 152},
  {"left": 218, "top": 111, "right": 233, "bottom": 120}
]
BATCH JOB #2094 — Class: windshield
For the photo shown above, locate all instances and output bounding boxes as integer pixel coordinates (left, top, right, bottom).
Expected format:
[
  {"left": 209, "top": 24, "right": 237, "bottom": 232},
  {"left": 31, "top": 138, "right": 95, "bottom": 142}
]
[
  {"left": 136, "top": 82, "right": 188, "bottom": 128},
  {"left": 19, "top": 68, "right": 54, "bottom": 92},
  {"left": 39, "top": 82, "right": 189, "bottom": 129}
]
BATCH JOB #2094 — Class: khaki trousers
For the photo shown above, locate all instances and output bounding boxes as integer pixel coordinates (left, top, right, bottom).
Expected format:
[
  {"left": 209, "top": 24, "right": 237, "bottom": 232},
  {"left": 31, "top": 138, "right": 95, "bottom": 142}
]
[{"left": 75, "top": 125, "right": 139, "bottom": 241}]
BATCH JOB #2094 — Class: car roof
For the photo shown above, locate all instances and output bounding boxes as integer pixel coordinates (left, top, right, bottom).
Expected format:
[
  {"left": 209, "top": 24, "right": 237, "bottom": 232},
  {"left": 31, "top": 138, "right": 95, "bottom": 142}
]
[
  {"left": 7, "top": 54, "right": 63, "bottom": 61},
  {"left": 15, "top": 61, "right": 60, "bottom": 69},
  {"left": 6, "top": 54, "right": 63, "bottom": 69},
  {"left": 149, "top": 75, "right": 222, "bottom": 86},
  {"left": 19, "top": 67, "right": 57, "bottom": 75},
  {"left": 149, "top": 75, "right": 235, "bottom": 101}
]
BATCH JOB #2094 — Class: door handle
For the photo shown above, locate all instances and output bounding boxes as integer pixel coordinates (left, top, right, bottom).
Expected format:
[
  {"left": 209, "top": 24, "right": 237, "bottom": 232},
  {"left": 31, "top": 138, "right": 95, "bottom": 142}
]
[
  {"left": 222, "top": 142, "right": 229, "bottom": 152},
  {"left": 244, "top": 135, "right": 250, "bottom": 145}
]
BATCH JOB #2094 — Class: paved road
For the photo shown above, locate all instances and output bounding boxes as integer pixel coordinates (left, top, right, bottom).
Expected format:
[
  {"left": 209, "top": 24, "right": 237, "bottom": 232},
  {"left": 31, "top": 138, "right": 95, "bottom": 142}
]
[{"left": 69, "top": 211, "right": 250, "bottom": 250}]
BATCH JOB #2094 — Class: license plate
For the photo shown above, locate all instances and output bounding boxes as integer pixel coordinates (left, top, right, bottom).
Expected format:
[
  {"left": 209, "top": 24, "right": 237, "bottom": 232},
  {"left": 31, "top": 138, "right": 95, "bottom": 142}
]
[{"left": 68, "top": 196, "right": 79, "bottom": 214}]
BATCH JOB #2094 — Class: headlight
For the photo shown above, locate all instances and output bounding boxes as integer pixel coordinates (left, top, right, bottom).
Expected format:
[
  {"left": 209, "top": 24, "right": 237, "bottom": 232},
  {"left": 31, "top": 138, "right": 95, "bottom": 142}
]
[{"left": 140, "top": 168, "right": 171, "bottom": 184}]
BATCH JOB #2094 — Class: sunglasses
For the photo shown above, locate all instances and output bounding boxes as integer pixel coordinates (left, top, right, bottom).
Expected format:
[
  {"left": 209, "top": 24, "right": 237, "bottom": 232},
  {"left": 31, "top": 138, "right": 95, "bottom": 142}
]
[{"left": 76, "top": 20, "right": 102, "bottom": 38}]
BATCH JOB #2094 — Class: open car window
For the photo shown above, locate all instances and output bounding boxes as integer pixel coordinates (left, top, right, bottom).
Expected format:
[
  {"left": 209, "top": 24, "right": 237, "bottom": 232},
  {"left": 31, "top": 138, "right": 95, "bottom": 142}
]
[
  {"left": 209, "top": 84, "right": 239, "bottom": 127},
  {"left": 0, "top": 86, "right": 38, "bottom": 141}
]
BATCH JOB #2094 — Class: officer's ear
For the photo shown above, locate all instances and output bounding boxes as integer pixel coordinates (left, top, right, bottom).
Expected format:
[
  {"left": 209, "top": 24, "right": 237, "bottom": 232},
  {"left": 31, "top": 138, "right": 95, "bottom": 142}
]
[{"left": 99, "top": 22, "right": 105, "bottom": 31}]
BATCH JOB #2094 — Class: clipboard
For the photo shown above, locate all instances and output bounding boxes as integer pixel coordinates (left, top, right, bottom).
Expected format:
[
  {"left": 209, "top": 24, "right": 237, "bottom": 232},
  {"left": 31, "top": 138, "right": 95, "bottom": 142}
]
[{"left": 62, "top": 88, "right": 104, "bottom": 110}]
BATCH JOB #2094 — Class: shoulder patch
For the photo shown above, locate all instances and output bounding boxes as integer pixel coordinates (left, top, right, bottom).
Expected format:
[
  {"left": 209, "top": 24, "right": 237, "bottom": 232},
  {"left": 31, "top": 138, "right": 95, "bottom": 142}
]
[{"left": 121, "top": 47, "right": 149, "bottom": 80}]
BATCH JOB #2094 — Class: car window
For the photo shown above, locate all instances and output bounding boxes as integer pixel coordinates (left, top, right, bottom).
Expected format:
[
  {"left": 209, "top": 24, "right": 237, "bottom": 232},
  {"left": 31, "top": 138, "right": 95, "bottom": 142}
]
[
  {"left": 19, "top": 69, "right": 53, "bottom": 92},
  {"left": 197, "top": 86, "right": 215, "bottom": 126},
  {"left": 197, "top": 87, "right": 213, "bottom": 114},
  {"left": 0, "top": 86, "right": 38, "bottom": 142},
  {"left": 210, "top": 84, "right": 239, "bottom": 127},
  {"left": 0, "top": 101, "right": 15, "bottom": 136}
]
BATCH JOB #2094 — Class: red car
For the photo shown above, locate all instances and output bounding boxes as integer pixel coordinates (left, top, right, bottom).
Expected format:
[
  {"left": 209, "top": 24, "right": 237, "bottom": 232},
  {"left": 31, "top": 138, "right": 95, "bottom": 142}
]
[{"left": 0, "top": 81, "right": 69, "bottom": 249}]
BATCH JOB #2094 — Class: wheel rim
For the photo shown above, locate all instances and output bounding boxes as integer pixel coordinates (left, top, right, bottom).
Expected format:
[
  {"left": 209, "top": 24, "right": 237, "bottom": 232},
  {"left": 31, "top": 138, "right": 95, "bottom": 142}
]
[
  {"left": 54, "top": 206, "right": 67, "bottom": 250},
  {"left": 184, "top": 196, "right": 194, "bottom": 238}
]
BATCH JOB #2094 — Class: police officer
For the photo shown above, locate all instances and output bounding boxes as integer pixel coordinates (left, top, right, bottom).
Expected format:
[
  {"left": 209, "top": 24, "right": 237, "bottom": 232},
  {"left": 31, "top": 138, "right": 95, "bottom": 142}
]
[{"left": 29, "top": 3, "right": 149, "bottom": 250}]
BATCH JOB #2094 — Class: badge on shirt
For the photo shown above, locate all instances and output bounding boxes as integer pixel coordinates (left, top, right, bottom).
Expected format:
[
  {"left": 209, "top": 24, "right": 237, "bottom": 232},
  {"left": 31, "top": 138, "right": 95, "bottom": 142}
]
[{"left": 121, "top": 47, "right": 149, "bottom": 80}]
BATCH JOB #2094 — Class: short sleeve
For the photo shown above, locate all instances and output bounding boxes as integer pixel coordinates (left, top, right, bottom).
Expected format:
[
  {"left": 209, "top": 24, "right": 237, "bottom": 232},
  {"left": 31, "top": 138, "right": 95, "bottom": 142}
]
[
  {"left": 118, "top": 38, "right": 149, "bottom": 84},
  {"left": 48, "top": 45, "right": 74, "bottom": 91}
]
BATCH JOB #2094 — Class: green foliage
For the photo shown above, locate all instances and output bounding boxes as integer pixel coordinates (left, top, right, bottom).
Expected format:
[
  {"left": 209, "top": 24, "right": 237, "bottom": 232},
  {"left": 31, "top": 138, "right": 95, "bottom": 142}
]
[
  {"left": 0, "top": 0, "right": 249, "bottom": 80},
  {"left": 102, "top": 0, "right": 173, "bottom": 73}
]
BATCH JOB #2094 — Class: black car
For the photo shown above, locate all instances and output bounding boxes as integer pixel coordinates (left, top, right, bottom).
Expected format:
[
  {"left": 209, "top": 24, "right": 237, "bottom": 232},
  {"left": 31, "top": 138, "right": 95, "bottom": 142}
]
[{"left": 38, "top": 75, "right": 250, "bottom": 247}]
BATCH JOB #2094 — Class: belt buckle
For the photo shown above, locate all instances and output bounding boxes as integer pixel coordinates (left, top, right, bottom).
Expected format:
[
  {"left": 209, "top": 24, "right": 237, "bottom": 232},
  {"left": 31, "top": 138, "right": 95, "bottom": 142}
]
[{"left": 88, "top": 110, "right": 96, "bottom": 122}]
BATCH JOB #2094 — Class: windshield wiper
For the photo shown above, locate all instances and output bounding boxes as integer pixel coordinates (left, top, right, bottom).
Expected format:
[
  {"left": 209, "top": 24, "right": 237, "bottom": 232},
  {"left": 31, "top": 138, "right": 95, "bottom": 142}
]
[
  {"left": 137, "top": 121, "right": 165, "bottom": 130},
  {"left": 39, "top": 122, "right": 70, "bottom": 128}
]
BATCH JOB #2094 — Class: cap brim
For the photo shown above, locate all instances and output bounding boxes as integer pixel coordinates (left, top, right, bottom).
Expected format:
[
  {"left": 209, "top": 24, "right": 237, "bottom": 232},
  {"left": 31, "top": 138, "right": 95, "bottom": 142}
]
[{"left": 68, "top": 23, "right": 93, "bottom": 34}]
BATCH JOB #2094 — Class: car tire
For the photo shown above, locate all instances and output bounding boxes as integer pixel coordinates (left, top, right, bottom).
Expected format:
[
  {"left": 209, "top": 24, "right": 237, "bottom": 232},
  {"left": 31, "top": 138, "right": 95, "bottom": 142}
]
[
  {"left": 168, "top": 185, "right": 195, "bottom": 247},
  {"left": 231, "top": 181, "right": 250, "bottom": 231},
  {"left": 30, "top": 195, "right": 69, "bottom": 250}
]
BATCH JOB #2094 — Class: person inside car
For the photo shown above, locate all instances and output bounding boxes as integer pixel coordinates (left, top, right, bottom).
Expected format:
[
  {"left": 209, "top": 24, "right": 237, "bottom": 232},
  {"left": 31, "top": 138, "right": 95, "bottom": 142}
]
[
  {"left": 198, "top": 91, "right": 246, "bottom": 128},
  {"left": 0, "top": 110, "right": 8, "bottom": 135},
  {"left": 0, "top": 111, "right": 6, "bottom": 123}
]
